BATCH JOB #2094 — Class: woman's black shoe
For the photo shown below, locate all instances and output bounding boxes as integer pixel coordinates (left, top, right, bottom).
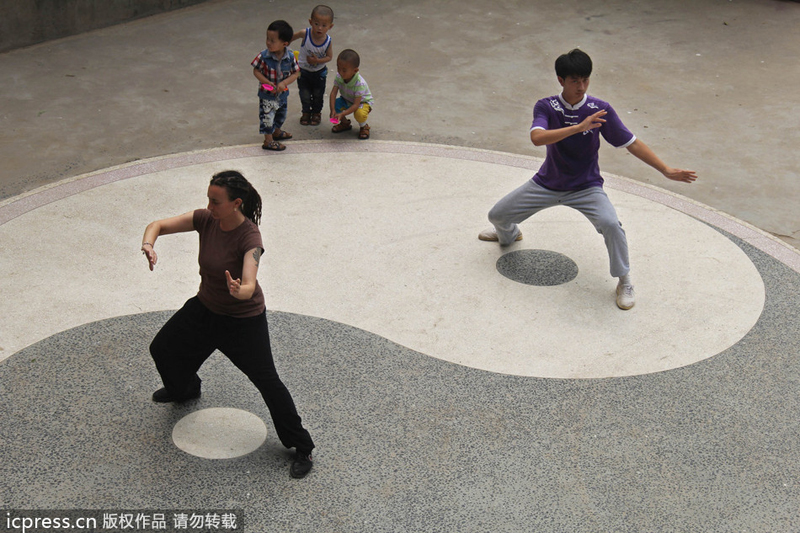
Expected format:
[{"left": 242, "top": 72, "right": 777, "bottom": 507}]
[
  {"left": 151, "top": 387, "right": 201, "bottom": 403},
  {"left": 290, "top": 451, "right": 313, "bottom": 478}
]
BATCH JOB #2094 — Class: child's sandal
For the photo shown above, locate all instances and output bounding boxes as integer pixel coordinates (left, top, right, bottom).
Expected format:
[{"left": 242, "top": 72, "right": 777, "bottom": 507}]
[
  {"left": 310, "top": 113, "right": 321, "bottom": 125},
  {"left": 262, "top": 140, "right": 286, "bottom": 151},
  {"left": 332, "top": 119, "right": 352, "bottom": 133},
  {"left": 273, "top": 130, "right": 293, "bottom": 140},
  {"left": 300, "top": 113, "right": 311, "bottom": 126},
  {"left": 358, "top": 125, "right": 370, "bottom": 140}
]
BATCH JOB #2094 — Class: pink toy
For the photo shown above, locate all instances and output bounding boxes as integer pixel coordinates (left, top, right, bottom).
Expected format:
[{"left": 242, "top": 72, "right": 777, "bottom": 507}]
[
  {"left": 330, "top": 118, "right": 340, "bottom": 125},
  {"left": 261, "top": 83, "right": 287, "bottom": 92}
]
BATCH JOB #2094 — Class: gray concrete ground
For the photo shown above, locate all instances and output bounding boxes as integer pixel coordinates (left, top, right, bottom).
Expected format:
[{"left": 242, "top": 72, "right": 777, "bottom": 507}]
[{"left": 1, "top": 0, "right": 798, "bottom": 249}]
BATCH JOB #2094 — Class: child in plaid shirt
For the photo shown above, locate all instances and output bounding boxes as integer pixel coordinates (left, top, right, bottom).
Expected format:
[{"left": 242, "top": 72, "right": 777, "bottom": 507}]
[{"left": 251, "top": 20, "right": 299, "bottom": 151}]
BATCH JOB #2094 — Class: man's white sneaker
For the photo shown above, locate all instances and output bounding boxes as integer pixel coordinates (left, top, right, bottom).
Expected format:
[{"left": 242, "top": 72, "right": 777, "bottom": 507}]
[
  {"left": 616, "top": 282, "right": 635, "bottom": 310},
  {"left": 478, "top": 228, "right": 523, "bottom": 242}
]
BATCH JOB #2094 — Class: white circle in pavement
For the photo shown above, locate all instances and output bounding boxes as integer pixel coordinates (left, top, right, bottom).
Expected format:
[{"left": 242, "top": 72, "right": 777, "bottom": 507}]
[{"left": 172, "top": 408, "right": 267, "bottom": 459}]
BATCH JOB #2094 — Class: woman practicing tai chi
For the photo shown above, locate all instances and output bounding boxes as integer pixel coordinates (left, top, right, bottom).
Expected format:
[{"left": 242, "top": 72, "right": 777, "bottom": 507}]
[{"left": 141, "top": 170, "right": 315, "bottom": 478}]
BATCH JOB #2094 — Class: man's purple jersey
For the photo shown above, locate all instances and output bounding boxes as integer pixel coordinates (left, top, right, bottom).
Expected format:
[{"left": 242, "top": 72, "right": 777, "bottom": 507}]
[{"left": 530, "top": 94, "right": 635, "bottom": 191}]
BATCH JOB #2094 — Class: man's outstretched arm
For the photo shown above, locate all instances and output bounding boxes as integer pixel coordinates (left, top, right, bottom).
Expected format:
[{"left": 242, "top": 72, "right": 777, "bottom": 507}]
[
  {"left": 626, "top": 139, "right": 697, "bottom": 183},
  {"left": 530, "top": 110, "right": 607, "bottom": 146}
]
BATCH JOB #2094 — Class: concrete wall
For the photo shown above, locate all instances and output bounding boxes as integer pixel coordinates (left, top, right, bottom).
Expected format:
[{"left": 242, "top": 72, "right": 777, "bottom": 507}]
[{"left": 0, "top": 0, "right": 208, "bottom": 53}]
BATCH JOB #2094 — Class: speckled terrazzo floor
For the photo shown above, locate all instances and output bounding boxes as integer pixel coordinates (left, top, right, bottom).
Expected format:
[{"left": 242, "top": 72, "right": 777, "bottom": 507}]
[
  {"left": 1, "top": 141, "right": 799, "bottom": 532},
  {"left": 1, "top": 238, "right": 799, "bottom": 531}
]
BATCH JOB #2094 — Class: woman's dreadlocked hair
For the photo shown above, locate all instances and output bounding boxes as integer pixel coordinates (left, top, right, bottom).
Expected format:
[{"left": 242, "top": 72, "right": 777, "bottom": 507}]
[{"left": 209, "top": 170, "right": 262, "bottom": 225}]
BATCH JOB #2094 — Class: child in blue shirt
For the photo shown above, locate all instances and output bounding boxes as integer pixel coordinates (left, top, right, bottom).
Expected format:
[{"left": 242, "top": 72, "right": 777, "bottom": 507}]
[{"left": 251, "top": 20, "right": 299, "bottom": 151}]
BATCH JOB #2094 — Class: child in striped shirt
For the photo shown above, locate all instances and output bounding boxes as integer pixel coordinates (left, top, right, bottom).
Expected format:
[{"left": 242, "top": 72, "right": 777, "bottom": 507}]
[{"left": 330, "top": 49, "right": 374, "bottom": 140}]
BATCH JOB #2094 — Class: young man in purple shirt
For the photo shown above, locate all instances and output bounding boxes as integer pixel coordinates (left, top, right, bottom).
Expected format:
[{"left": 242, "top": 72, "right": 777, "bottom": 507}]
[{"left": 479, "top": 49, "right": 697, "bottom": 310}]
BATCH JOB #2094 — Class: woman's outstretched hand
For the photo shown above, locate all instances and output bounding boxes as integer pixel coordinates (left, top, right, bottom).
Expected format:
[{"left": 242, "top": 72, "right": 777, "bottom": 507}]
[
  {"left": 142, "top": 244, "right": 157, "bottom": 271},
  {"left": 225, "top": 270, "right": 242, "bottom": 296}
]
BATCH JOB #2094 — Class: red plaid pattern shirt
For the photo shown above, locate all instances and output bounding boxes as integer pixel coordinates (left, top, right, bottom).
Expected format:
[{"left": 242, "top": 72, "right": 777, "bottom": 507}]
[{"left": 251, "top": 48, "right": 299, "bottom": 86}]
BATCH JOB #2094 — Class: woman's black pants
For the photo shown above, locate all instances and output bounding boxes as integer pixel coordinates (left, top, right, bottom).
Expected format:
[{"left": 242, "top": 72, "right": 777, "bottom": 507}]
[{"left": 149, "top": 297, "right": 315, "bottom": 454}]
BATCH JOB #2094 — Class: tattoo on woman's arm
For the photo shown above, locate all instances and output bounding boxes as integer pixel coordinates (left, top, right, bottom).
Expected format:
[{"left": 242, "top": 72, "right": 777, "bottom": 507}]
[{"left": 252, "top": 248, "right": 261, "bottom": 266}]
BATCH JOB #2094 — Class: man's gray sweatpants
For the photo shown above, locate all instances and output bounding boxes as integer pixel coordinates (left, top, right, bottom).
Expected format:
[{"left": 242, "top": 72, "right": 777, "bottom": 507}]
[{"left": 488, "top": 179, "right": 630, "bottom": 278}]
